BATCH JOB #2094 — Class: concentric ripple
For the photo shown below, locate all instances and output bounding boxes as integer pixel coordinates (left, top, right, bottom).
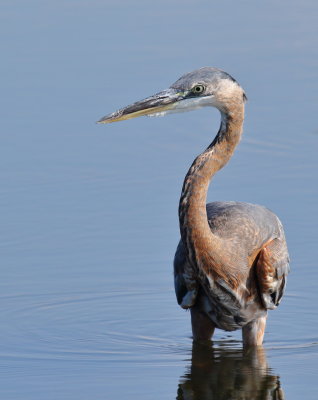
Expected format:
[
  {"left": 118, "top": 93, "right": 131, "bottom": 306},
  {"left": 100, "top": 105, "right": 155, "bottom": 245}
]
[
  {"left": 0, "top": 289, "right": 191, "bottom": 365},
  {"left": 1, "top": 288, "right": 317, "bottom": 367}
]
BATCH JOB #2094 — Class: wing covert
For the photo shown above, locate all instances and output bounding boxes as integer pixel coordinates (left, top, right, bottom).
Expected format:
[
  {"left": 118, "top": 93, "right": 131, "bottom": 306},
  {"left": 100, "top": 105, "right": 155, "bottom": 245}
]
[{"left": 256, "top": 238, "right": 290, "bottom": 310}]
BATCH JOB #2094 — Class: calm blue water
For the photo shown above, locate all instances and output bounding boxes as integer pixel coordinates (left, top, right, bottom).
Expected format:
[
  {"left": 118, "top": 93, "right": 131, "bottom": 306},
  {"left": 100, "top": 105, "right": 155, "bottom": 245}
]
[{"left": 1, "top": 1, "right": 318, "bottom": 399}]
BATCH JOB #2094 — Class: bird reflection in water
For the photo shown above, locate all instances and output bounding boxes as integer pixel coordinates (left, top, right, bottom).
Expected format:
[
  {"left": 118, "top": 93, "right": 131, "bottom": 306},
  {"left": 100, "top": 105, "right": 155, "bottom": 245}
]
[{"left": 177, "top": 342, "right": 284, "bottom": 400}]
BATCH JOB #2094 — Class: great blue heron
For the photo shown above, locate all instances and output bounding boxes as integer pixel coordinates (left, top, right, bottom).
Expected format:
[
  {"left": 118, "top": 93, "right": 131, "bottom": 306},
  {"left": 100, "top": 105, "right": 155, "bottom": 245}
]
[{"left": 98, "top": 67, "right": 290, "bottom": 346}]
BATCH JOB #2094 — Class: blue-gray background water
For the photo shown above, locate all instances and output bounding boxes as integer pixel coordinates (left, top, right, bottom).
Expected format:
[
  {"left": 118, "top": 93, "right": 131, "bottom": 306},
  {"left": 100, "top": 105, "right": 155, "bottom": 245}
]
[{"left": 1, "top": 1, "right": 317, "bottom": 398}]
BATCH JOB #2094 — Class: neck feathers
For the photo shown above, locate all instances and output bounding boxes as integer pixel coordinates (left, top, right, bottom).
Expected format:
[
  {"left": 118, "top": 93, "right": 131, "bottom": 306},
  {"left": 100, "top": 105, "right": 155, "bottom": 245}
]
[{"left": 179, "top": 102, "right": 244, "bottom": 285}]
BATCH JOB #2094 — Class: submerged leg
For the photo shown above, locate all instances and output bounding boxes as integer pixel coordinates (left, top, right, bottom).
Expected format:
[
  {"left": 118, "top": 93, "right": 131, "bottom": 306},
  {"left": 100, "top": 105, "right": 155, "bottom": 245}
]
[
  {"left": 242, "top": 315, "right": 267, "bottom": 347},
  {"left": 190, "top": 304, "right": 215, "bottom": 341}
]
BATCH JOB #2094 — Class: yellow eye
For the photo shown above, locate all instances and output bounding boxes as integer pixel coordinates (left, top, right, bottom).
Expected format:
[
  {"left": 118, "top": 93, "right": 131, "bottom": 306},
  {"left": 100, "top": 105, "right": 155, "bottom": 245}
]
[{"left": 192, "top": 84, "right": 205, "bottom": 94}]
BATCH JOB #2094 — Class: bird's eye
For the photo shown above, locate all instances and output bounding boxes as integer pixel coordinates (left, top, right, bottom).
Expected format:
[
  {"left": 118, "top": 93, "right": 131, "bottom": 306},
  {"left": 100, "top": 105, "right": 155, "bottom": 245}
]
[{"left": 192, "top": 84, "right": 205, "bottom": 94}]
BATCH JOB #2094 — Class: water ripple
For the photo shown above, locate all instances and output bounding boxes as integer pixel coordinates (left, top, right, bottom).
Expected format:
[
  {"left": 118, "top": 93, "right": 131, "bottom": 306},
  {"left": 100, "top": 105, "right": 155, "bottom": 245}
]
[{"left": 0, "top": 288, "right": 316, "bottom": 367}]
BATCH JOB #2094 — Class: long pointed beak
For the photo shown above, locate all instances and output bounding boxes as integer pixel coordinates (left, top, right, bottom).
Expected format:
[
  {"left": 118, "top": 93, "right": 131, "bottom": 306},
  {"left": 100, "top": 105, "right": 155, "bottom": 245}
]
[{"left": 97, "top": 88, "right": 184, "bottom": 124}]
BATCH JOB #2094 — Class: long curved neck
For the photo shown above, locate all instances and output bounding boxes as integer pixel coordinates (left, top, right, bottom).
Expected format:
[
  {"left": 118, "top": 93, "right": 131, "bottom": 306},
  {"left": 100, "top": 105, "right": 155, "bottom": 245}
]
[{"left": 179, "top": 103, "right": 245, "bottom": 284}]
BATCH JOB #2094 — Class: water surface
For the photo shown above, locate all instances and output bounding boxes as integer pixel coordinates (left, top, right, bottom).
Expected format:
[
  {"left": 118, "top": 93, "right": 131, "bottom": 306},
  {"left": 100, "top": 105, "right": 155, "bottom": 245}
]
[{"left": 1, "top": 1, "right": 318, "bottom": 399}]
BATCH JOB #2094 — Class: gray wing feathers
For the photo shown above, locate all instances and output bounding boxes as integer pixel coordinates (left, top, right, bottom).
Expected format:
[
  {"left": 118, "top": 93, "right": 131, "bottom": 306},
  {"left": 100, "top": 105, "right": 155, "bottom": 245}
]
[
  {"left": 256, "top": 237, "right": 290, "bottom": 310},
  {"left": 174, "top": 241, "right": 198, "bottom": 309}
]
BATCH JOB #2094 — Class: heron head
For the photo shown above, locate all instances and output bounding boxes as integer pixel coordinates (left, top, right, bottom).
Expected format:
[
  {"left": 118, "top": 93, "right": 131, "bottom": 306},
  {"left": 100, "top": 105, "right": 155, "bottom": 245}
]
[{"left": 98, "top": 67, "right": 246, "bottom": 124}]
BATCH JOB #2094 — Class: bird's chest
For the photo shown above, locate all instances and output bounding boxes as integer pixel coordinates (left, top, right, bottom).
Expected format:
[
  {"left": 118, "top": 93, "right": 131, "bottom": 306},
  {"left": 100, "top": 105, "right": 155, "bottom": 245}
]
[{"left": 201, "top": 277, "right": 265, "bottom": 331}]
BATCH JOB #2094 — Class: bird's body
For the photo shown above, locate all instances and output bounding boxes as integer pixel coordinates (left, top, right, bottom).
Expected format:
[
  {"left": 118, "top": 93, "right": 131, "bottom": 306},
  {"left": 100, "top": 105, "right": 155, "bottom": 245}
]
[
  {"left": 99, "top": 67, "right": 289, "bottom": 346},
  {"left": 174, "top": 201, "right": 288, "bottom": 333}
]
